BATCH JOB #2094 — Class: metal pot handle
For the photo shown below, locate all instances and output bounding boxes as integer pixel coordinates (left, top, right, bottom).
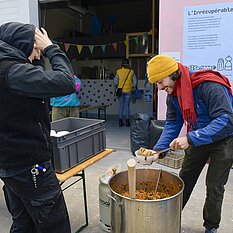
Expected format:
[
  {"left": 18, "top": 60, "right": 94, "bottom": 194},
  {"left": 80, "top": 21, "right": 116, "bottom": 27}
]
[{"left": 107, "top": 194, "right": 123, "bottom": 207}]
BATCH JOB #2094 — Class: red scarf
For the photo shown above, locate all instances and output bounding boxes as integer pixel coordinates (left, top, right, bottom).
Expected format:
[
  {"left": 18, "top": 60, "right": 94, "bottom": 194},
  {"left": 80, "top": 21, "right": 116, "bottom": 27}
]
[{"left": 173, "top": 63, "right": 232, "bottom": 131}]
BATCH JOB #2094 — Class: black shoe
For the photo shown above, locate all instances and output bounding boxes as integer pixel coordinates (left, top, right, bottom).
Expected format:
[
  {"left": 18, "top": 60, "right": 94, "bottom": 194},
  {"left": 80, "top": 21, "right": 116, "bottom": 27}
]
[
  {"left": 126, "top": 119, "right": 130, "bottom": 127},
  {"left": 119, "top": 119, "right": 124, "bottom": 127},
  {"left": 205, "top": 228, "right": 217, "bottom": 233}
]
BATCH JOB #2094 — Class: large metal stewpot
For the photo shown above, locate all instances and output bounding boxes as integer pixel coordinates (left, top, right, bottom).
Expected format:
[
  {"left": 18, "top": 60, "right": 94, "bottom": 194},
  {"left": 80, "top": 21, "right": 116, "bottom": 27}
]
[{"left": 108, "top": 168, "right": 184, "bottom": 233}]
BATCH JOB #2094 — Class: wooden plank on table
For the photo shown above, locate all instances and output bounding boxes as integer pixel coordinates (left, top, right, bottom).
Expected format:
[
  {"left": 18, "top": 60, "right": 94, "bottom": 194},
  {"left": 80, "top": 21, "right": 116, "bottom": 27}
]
[
  {"left": 79, "top": 104, "right": 90, "bottom": 109},
  {"left": 56, "top": 148, "right": 114, "bottom": 183}
]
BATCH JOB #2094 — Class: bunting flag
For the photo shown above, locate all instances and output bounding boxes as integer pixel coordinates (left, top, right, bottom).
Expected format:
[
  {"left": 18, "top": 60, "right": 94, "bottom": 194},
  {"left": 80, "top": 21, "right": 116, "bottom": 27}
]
[
  {"left": 89, "top": 45, "right": 94, "bottom": 53},
  {"left": 143, "top": 33, "right": 148, "bottom": 45},
  {"left": 124, "top": 40, "right": 128, "bottom": 49},
  {"left": 112, "top": 43, "right": 117, "bottom": 51},
  {"left": 64, "top": 43, "right": 70, "bottom": 52},
  {"left": 55, "top": 33, "right": 149, "bottom": 55},
  {"left": 133, "top": 37, "right": 139, "bottom": 45},
  {"left": 101, "top": 45, "right": 107, "bottom": 53},
  {"left": 77, "top": 45, "right": 83, "bottom": 54}
]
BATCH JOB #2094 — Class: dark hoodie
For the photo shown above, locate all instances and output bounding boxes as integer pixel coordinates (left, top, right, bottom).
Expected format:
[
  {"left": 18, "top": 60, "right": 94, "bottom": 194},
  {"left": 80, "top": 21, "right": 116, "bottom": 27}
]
[
  {"left": 0, "top": 22, "right": 76, "bottom": 168},
  {"left": 0, "top": 22, "right": 35, "bottom": 58}
]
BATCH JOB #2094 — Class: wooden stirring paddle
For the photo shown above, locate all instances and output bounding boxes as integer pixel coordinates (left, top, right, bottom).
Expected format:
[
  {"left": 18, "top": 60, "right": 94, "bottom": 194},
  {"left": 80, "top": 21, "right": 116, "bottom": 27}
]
[{"left": 127, "top": 158, "right": 136, "bottom": 198}]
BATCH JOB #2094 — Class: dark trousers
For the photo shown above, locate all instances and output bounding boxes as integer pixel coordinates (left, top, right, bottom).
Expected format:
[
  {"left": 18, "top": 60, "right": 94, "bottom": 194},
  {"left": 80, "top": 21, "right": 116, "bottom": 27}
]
[
  {"left": 180, "top": 138, "right": 233, "bottom": 230},
  {"left": 1, "top": 162, "right": 71, "bottom": 233}
]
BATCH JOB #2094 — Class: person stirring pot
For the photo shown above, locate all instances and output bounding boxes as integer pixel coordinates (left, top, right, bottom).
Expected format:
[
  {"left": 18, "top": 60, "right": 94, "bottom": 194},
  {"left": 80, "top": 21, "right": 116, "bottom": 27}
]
[{"left": 147, "top": 54, "right": 233, "bottom": 233}]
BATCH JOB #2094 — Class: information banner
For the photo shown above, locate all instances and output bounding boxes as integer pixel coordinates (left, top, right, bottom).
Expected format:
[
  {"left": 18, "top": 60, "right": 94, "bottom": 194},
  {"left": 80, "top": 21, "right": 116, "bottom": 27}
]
[{"left": 183, "top": 2, "right": 233, "bottom": 80}]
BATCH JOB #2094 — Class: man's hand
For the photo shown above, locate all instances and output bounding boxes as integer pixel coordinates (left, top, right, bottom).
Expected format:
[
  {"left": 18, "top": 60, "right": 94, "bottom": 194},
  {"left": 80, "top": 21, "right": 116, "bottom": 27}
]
[
  {"left": 169, "top": 136, "right": 190, "bottom": 150},
  {"left": 34, "top": 27, "right": 53, "bottom": 51}
]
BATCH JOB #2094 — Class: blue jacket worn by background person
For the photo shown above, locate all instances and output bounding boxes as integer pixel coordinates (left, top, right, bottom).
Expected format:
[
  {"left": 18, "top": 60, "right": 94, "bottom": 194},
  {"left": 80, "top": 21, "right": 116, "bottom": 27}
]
[
  {"left": 50, "top": 75, "right": 81, "bottom": 107},
  {"left": 154, "top": 81, "right": 233, "bottom": 150}
]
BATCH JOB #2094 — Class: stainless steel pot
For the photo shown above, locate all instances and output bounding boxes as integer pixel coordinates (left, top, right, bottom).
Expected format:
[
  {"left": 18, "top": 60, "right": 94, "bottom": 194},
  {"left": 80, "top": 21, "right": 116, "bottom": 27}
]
[{"left": 108, "top": 168, "right": 184, "bottom": 233}]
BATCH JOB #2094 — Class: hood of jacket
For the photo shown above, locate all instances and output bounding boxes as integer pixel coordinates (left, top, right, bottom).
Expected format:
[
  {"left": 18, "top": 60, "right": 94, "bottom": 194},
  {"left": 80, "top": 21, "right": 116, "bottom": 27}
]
[{"left": 0, "top": 22, "right": 35, "bottom": 62}]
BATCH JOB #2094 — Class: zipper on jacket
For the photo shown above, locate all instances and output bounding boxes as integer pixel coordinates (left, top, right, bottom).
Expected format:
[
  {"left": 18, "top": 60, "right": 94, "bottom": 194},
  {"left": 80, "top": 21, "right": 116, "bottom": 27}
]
[{"left": 39, "top": 122, "right": 49, "bottom": 149}]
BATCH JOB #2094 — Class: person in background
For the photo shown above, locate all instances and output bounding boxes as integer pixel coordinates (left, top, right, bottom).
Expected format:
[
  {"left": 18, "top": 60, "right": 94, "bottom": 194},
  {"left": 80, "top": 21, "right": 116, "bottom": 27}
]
[
  {"left": 0, "top": 22, "right": 76, "bottom": 233},
  {"left": 114, "top": 58, "right": 137, "bottom": 127},
  {"left": 50, "top": 74, "right": 81, "bottom": 121},
  {"left": 147, "top": 54, "right": 233, "bottom": 233}
]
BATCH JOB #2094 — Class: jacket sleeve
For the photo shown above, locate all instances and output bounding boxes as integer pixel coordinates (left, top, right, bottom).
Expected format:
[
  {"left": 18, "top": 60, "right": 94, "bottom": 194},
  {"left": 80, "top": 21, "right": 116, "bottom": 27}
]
[
  {"left": 75, "top": 77, "right": 81, "bottom": 92},
  {"left": 153, "top": 95, "right": 184, "bottom": 150},
  {"left": 113, "top": 74, "right": 119, "bottom": 89},
  {"left": 187, "top": 82, "right": 233, "bottom": 146},
  {"left": 6, "top": 44, "right": 75, "bottom": 98},
  {"left": 132, "top": 74, "right": 137, "bottom": 90}
]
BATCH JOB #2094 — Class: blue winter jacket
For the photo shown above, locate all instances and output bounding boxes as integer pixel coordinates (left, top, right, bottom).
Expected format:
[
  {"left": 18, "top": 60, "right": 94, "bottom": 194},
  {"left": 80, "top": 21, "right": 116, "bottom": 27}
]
[
  {"left": 154, "top": 81, "right": 233, "bottom": 150},
  {"left": 50, "top": 76, "right": 81, "bottom": 107}
]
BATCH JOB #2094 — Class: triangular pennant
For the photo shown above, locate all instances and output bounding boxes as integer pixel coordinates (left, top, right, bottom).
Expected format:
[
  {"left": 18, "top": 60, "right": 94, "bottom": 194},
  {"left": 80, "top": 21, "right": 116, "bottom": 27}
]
[
  {"left": 101, "top": 45, "right": 107, "bottom": 53},
  {"left": 142, "top": 33, "right": 148, "bottom": 45},
  {"left": 112, "top": 43, "right": 117, "bottom": 51},
  {"left": 124, "top": 40, "right": 128, "bottom": 48},
  {"left": 89, "top": 45, "right": 94, "bottom": 54},
  {"left": 64, "top": 43, "right": 70, "bottom": 52},
  {"left": 133, "top": 37, "right": 138, "bottom": 45},
  {"left": 77, "top": 45, "right": 83, "bottom": 54}
]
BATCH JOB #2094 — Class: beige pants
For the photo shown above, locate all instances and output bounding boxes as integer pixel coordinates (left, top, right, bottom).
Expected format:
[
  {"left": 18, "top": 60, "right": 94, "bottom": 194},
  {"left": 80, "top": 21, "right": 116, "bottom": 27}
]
[{"left": 51, "top": 106, "right": 79, "bottom": 121}]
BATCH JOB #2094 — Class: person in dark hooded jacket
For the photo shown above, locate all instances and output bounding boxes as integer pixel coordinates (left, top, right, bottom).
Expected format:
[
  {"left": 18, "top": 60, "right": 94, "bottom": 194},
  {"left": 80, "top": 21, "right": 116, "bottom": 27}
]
[{"left": 0, "top": 22, "right": 75, "bottom": 233}]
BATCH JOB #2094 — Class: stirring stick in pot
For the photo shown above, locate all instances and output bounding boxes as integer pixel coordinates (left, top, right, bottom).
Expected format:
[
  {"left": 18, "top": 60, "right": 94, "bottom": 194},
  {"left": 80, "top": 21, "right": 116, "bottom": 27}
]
[
  {"left": 154, "top": 169, "right": 162, "bottom": 199},
  {"left": 127, "top": 158, "right": 136, "bottom": 199}
]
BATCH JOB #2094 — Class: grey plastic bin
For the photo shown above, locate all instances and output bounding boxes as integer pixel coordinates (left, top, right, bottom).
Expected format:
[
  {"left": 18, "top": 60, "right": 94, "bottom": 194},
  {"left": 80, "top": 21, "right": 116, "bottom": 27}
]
[{"left": 51, "top": 117, "right": 106, "bottom": 173}]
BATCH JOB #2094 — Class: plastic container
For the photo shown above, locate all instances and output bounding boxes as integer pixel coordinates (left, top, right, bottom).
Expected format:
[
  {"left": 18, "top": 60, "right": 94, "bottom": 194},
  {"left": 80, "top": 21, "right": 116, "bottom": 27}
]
[
  {"left": 51, "top": 117, "right": 106, "bottom": 173},
  {"left": 157, "top": 150, "right": 184, "bottom": 169}
]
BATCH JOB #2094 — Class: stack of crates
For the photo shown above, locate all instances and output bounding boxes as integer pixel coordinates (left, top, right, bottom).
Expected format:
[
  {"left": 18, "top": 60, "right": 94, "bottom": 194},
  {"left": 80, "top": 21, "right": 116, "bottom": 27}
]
[
  {"left": 50, "top": 117, "right": 106, "bottom": 173},
  {"left": 157, "top": 150, "right": 185, "bottom": 169}
]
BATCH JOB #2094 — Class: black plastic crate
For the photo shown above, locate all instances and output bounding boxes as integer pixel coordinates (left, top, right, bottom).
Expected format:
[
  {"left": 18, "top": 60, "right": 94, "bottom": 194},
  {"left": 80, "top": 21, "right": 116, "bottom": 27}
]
[{"left": 51, "top": 117, "right": 106, "bottom": 173}]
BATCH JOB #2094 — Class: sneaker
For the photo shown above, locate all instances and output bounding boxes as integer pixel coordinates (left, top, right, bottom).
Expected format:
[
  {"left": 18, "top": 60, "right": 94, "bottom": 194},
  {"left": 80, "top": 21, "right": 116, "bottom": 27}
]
[{"left": 205, "top": 228, "right": 217, "bottom": 233}]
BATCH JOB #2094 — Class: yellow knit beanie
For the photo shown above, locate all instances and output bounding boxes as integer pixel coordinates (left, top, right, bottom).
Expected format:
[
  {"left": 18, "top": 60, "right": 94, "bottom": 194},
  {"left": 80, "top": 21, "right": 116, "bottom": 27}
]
[{"left": 147, "top": 54, "right": 178, "bottom": 83}]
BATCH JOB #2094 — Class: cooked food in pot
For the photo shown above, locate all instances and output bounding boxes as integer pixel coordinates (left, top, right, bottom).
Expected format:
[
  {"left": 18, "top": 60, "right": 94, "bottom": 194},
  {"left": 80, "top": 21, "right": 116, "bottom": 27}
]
[
  {"left": 112, "top": 181, "right": 178, "bottom": 200},
  {"left": 122, "top": 189, "right": 170, "bottom": 200}
]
